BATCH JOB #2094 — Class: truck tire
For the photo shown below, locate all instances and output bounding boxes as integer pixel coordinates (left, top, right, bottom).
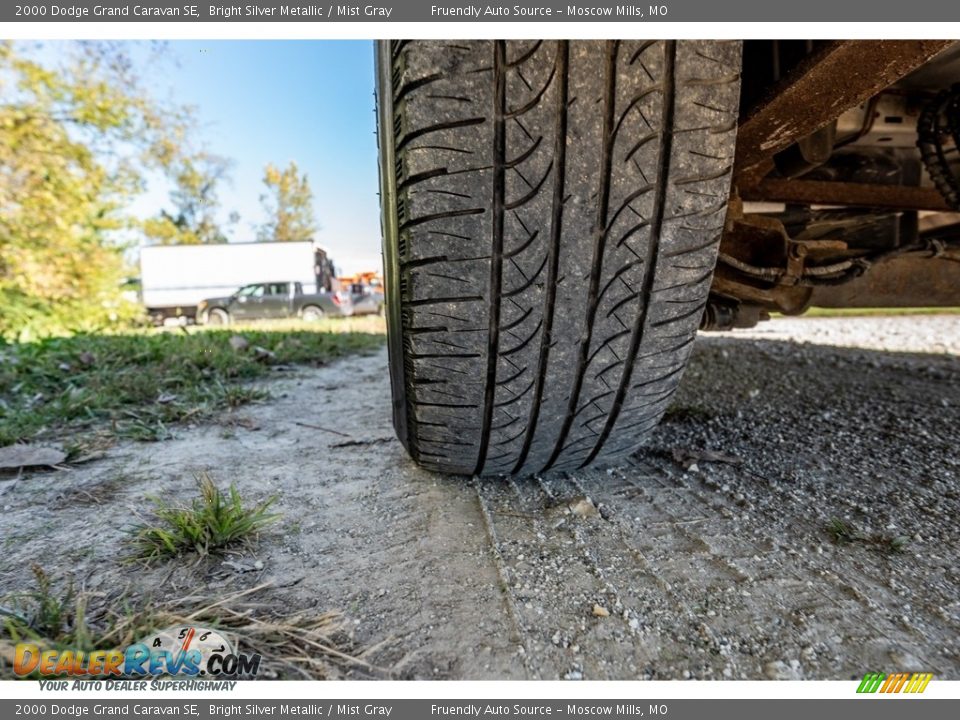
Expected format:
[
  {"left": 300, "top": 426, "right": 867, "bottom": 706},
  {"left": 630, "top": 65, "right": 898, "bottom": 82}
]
[
  {"left": 376, "top": 40, "right": 741, "bottom": 476},
  {"left": 207, "top": 308, "right": 230, "bottom": 326},
  {"left": 301, "top": 305, "right": 325, "bottom": 322}
]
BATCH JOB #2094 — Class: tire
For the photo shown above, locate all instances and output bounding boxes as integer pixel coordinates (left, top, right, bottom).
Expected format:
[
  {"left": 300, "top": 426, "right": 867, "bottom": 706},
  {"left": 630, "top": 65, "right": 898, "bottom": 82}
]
[
  {"left": 301, "top": 305, "right": 325, "bottom": 322},
  {"left": 207, "top": 308, "right": 230, "bottom": 326},
  {"left": 376, "top": 40, "right": 741, "bottom": 476}
]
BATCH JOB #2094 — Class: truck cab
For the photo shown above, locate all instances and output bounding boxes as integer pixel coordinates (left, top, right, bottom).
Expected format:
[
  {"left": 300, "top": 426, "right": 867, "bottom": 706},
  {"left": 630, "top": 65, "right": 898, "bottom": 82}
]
[{"left": 229, "top": 282, "right": 301, "bottom": 321}]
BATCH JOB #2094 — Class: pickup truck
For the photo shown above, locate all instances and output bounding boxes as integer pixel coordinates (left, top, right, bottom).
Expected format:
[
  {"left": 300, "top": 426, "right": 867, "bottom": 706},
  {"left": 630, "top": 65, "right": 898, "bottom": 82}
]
[{"left": 195, "top": 282, "right": 352, "bottom": 325}]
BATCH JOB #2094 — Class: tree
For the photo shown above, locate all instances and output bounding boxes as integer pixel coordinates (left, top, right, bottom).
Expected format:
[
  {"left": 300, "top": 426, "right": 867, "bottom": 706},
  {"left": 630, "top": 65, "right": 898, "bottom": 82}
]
[
  {"left": 0, "top": 41, "right": 188, "bottom": 340},
  {"left": 257, "top": 161, "right": 317, "bottom": 243},
  {"left": 143, "top": 152, "right": 235, "bottom": 245}
]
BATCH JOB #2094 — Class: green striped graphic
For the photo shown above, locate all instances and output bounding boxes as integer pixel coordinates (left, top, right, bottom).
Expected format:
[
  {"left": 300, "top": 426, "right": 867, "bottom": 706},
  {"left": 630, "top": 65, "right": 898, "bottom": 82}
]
[{"left": 857, "top": 672, "right": 886, "bottom": 693}]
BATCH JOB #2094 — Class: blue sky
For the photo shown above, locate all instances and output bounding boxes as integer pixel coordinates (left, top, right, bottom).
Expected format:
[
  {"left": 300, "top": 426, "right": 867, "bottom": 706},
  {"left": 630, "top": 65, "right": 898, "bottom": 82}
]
[{"left": 133, "top": 41, "right": 380, "bottom": 275}]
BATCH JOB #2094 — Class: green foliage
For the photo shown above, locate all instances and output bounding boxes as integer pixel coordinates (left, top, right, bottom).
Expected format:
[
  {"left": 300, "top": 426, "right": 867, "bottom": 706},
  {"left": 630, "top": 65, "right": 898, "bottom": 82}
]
[
  {"left": 257, "top": 161, "right": 317, "bottom": 243},
  {"left": 143, "top": 152, "right": 235, "bottom": 246},
  {"left": 128, "top": 472, "right": 279, "bottom": 561},
  {"left": 0, "top": 324, "right": 384, "bottom": 445},
  {"left": 0, "top": 41, "right": 190, "bottom": 341},
  {"left": 2, "top": 566, "right": 82, "bottom": 648},
  {"left": 825, "top": 517, "right": 910, "bottom": 555},
  {"left": 826, "top": 517, "right": 857, "bottom": 544}
]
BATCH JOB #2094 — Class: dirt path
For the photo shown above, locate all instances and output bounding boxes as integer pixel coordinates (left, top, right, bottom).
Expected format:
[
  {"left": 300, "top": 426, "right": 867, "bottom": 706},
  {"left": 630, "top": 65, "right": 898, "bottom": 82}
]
[{"left": 1, "top": 316, "right": 958, "bottom": 680}]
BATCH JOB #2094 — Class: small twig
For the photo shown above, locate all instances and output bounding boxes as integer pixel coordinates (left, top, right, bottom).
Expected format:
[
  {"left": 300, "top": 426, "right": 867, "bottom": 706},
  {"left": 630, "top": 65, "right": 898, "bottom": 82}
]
[
  {"left": 281, "top": 628, "right": 381, "bottom": 671},
  {"left": 181, "top": 582, "right": 274, "bottom": 621},
  {"left": 293, "top": 421, "right": 352, "bottom": 439},
  {"left": 649, "top": 516, "right": 708, "bottom": 527},
  {"left": 331, "top": 437, "right": 394, "bottom": 448}
]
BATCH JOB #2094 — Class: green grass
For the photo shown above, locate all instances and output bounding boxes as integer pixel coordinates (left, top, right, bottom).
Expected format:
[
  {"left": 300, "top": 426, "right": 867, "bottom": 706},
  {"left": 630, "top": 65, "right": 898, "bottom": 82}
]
[
  {"left": 128, "top": 472, "right": 279, "bottom": 562},
  {"left": 825, "top": 517, "right": 909, "bottom": 555},
  {"left": 826, "top": 517, "right": 859, "bottom": 544},
  {"left": 781, "top": 307, "right": 960, "bottom": 319},
  {"left": 1, "top": 566, "right": 362, "bottom": 680},
  {"left": 0, "top": 565, "right": 158, "bottom": 659},
  {"left": 0, "top": 321, "right": 384, "bottom": 446}
]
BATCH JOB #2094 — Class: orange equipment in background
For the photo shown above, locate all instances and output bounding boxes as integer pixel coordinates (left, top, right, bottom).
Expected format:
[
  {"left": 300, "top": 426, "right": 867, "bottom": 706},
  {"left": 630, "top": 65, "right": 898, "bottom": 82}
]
[{"left": 338, "top": 271, "right": 383, "bottom": 289}]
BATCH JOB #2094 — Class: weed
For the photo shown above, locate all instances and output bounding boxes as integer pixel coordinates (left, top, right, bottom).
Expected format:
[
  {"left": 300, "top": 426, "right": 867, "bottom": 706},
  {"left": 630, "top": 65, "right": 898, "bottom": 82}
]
[
  {"left": 825, "top": 517, "right": 910, "bottom": 555},
  {"left": 882, "top": 535, "right": 911, "bottom": 554},
  {"left": 826, "top": 517, "right": 859, "bottom": 544},
  {"left": 128, "top": 472, "right": 279, "bottom": 561},
  {"left": 3, "top": 566, "right": 79, "bottom": 645},
  {"left": 0, "top": 566, "right": 151, "bottom": 662},
  {"left": 220, "top": 384, "right": 268, "bottom": 409},
  {"left": 1, "top": 571, "right": 372, "bottom": 680}
]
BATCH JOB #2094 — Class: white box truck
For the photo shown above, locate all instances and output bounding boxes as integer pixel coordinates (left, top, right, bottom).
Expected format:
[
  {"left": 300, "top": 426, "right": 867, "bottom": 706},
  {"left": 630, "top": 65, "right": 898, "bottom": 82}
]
[{"left": 139, "top": 241, "right": 337, "bottom": 323}]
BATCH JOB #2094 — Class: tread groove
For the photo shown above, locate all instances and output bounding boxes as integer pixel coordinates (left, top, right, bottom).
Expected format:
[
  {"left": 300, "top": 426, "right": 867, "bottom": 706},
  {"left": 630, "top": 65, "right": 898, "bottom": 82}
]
[
  {"left": 513, "top": 41, "right": 569, "bottom": 473},
  {"left": 542, "top": 39, "right": 620, "bottom": 473},
  {"left": 473, "top": 40, "right": 508, "bottom": 475},
  {"left": 582, "top": 40, "right": 677, "bottom": 468}
]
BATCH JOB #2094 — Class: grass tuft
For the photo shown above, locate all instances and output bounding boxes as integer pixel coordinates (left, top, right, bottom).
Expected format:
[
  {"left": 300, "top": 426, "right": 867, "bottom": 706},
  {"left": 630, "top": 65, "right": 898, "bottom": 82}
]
[
  {"left": 825, "top": 517, "right": 910, "bottom": 555},
  {"left": 1, "top": 571, "right": 374, "bottom": 679},
  {"left": 128, "top": 472, "right": 279, "bottom": 561},
  {"left": 826, "top": 517, "right": 858, "bottom": 544}
]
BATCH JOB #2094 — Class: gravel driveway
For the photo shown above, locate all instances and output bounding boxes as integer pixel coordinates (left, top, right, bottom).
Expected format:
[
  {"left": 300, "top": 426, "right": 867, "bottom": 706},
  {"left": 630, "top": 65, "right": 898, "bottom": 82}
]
[{"left": 1, "top": 315, "right": 957, "bottom": 680}]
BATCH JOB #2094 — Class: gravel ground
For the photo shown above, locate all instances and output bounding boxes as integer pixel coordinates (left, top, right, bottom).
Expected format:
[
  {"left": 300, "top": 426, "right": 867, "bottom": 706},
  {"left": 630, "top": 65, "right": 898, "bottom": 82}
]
[{"left": 1, "top": 314, "right": 957, "bottom": 680}]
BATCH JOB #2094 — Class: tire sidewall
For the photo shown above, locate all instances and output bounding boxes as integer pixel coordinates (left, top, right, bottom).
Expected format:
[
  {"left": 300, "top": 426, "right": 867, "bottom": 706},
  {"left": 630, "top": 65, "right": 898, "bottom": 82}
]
[
  {"left": 302, "top": 305, "right": 324, "bottom": 322},
  {"left": 207, "top": 308, "right": 230, "bottom": 326}
]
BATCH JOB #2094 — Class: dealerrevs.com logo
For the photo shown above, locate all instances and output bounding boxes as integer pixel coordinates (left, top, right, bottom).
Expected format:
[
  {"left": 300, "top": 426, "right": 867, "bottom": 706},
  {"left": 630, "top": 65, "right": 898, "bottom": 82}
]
[{"left": 14, "top": 626, "right": 260, "bottom": 678}]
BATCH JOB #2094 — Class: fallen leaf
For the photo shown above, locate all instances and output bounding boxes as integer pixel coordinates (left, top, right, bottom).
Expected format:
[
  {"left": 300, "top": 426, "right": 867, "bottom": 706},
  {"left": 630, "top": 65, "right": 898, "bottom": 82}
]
[{"left": 0, "top": 445, "right": 68, "bottom": 469}]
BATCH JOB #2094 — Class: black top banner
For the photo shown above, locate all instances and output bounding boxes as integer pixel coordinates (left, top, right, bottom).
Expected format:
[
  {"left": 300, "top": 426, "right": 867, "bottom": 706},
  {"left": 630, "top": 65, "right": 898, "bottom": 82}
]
[{"left": 5, "top": 0, "right": 960, "bottom": 22}]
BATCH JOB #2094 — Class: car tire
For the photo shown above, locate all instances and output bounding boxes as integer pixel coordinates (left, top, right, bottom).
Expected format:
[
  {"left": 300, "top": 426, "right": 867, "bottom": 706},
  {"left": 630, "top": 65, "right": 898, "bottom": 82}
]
[
  {"left": 302, "top": 305, "right": 325, "bottom": 322},
  {"left": 207, "top": 308, "right": 230, "bottom": 326},
  {"left": 376, "top": 40, "right": 741, "bottom": 475}
]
